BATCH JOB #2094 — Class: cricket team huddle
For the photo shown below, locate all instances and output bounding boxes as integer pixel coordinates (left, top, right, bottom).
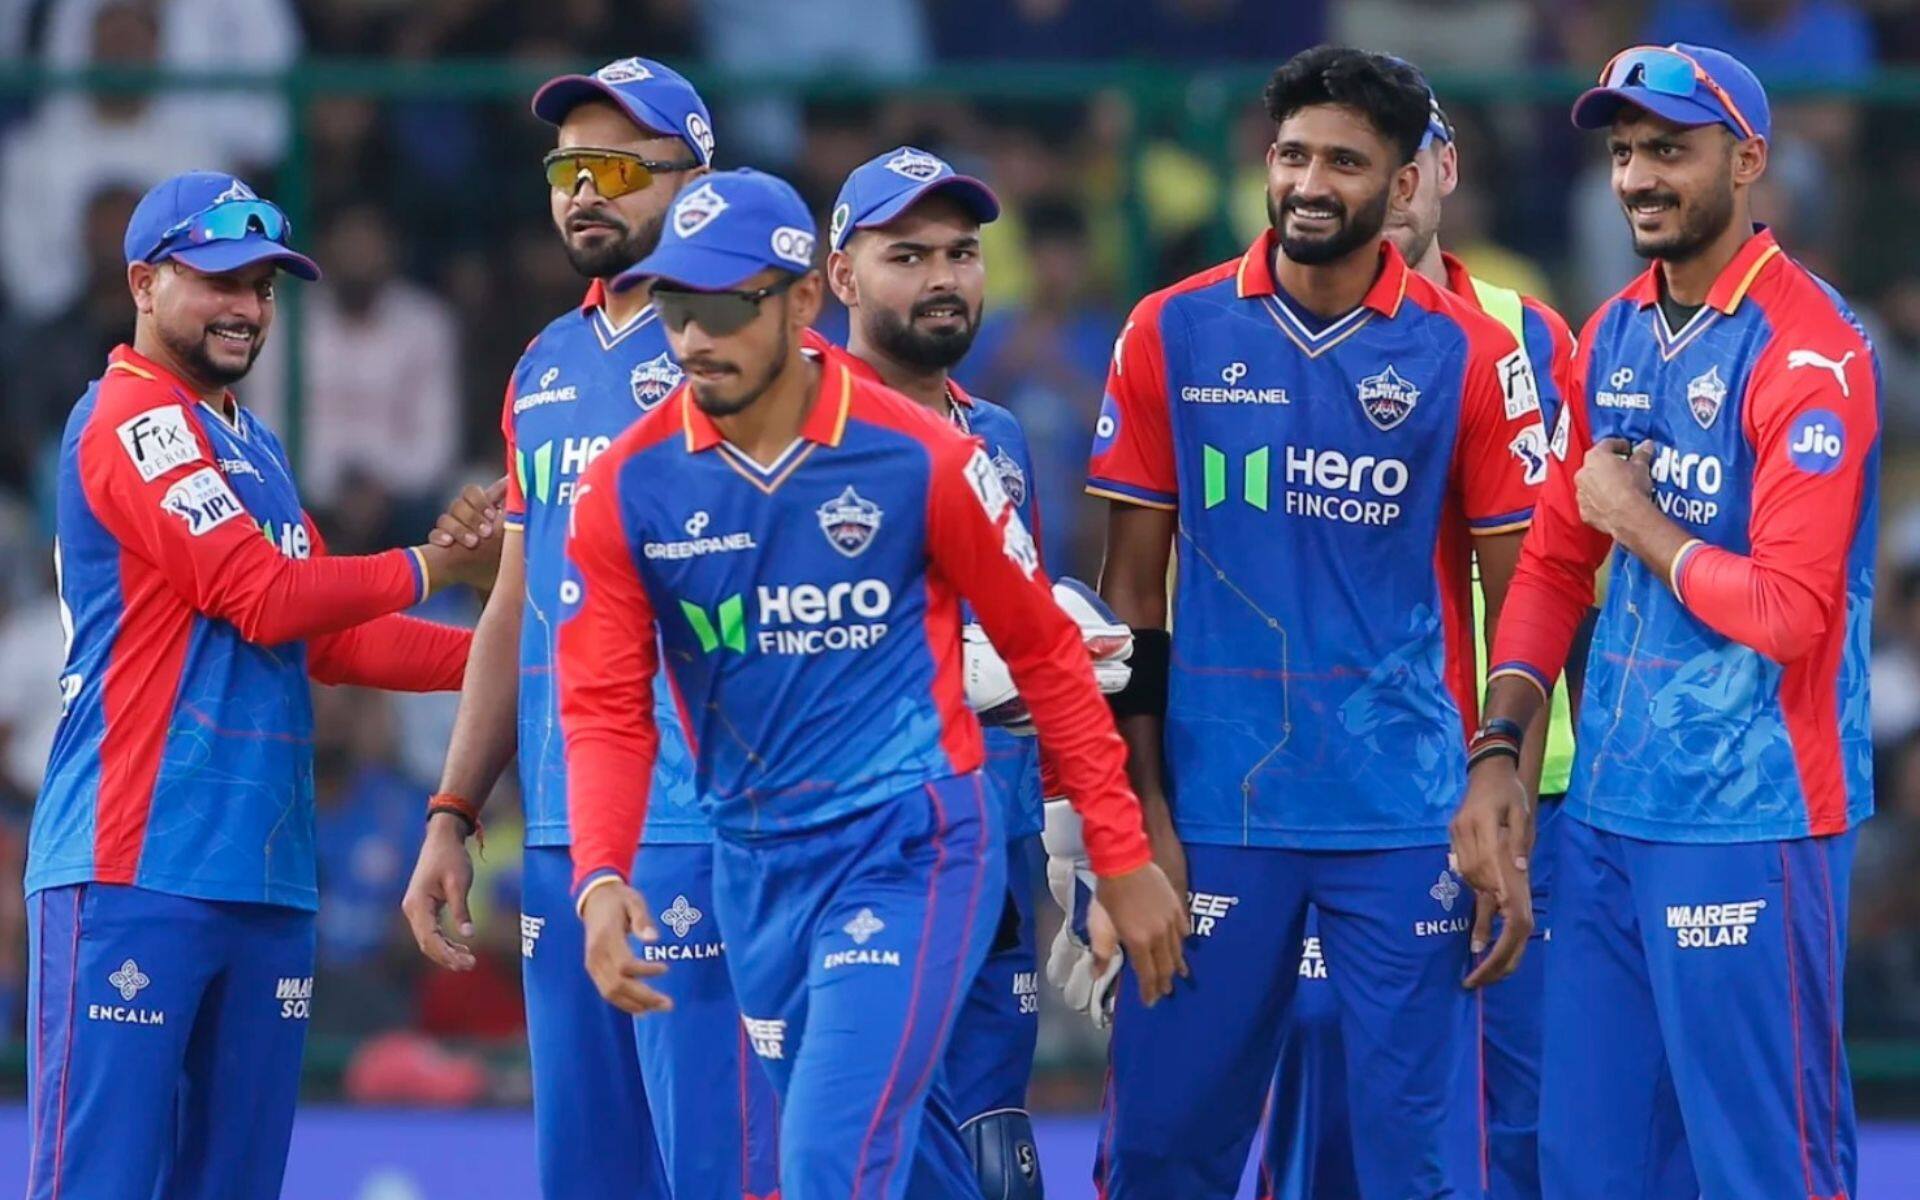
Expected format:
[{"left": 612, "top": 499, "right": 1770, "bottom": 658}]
[{"left": 19, "top": 33, "right": 1878, "bottom": 1200}]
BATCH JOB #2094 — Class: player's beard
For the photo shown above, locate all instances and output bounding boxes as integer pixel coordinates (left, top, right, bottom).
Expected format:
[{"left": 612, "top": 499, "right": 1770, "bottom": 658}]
[
  {"left": 687, "top": 323, "right": 791, "bottom": 418},
  {"left": 165, "top": 319, "right": 263, "bottom": 388},
  {"left": 1625, "top": 176, "right": 1735, "bottom": 263},
  {"left": 867, "top": 294, "right": 981, "bottom": 371},
  {"left": 1270, "top": 183, "right": 1390, "bottom": 266},
  {"left": 563, "top": 209, "right": 664, "bottom": 280}
]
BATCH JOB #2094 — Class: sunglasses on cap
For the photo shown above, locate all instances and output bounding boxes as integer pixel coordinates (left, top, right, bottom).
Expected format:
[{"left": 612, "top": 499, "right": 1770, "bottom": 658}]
[
  {"left": 144, "top": 198, "right": 291, "bottom": 263},
  {"left": 653, "top": 276, "right": 799, "bottom": 336},
  {"left": 544, "top": 147, "right": 701, "bottom": 200},
  {"left": 1597, "top": 45, "right": 1758, "bottom": 141}
]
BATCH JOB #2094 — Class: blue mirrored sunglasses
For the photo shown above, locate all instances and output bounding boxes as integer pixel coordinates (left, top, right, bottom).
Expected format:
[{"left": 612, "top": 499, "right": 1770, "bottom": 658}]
[{"left": 145, "top": 199, "right": 292, "bottom": 263}]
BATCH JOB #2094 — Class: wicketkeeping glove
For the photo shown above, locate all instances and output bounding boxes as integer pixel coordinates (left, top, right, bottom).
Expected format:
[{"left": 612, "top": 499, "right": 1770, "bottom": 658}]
[
  {"left": 1041, "top": 798, "right": 1123, "bottom": 1028},
  {"left": 963, "top": 577, "right": 1133, "bottom": 736}
]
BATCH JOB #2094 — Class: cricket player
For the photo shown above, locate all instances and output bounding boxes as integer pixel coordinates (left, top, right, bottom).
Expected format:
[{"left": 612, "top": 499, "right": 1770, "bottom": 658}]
[
  {"left": 399, "top": 58, "right": 777, "bottom": 1200},
  {"left": 1086, "top": 47, "right": 1545, "bottom": 1198},
  {"left": 1261, "top": 78, "right": 1580, "bottom": 1200},
  {"left": 821, "top": 145, "right": 1050, "bottom": 1197},
  {"left": 556, "top": 167, "right": 1187, "bottom": 1200},
  {"left": 24, "top": 170, "right": 490, "bottom": 1200},
  {"left": 1463, "top": 44, "right": 1877, "bottom": 1200}
]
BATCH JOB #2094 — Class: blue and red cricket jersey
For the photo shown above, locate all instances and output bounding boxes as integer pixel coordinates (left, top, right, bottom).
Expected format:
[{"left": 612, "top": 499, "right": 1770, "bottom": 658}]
[
  {"left": 558, "top": 350, "right": 1146, "bottom": 888},
  {"left": 28, "top": 346, "right": 468, "bottom": 909},
  {"left": 502, "top": 280, "right": 705, "bottom": 848},
  {"left": 1491, "top": 226, "right": 1878, "bottom": 842},
  {"left": 1087, "top": 232, "right": 1545, "bottom": 849}
]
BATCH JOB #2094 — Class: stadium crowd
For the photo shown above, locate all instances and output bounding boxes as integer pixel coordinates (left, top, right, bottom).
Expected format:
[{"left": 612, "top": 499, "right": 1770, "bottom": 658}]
[{"left": 3, "top": 0, "right": 1920, "bottom": 1101}]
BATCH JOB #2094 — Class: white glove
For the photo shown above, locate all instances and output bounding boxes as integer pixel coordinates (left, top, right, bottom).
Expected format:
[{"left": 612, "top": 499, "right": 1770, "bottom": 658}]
[
  {"left": 963, "top": 577, "right": 1133, "bottom": 736},
  {"left": 1041, "top": 799, "right": 1124, "bottom": 1028}
]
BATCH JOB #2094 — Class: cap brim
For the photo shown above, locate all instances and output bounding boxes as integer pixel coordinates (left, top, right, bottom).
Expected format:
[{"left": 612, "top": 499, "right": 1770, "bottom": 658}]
[
  {"left": 531, "top": 76, "right": 688, "bottom": 152},
  {"left": 615, "top": 243, "right": 775, "bottom": 293},
  {"left": 168, "top": 238, "right": 321, "bottom": 281},
  {"left": 1571, "top": 86, "right": 1727, "bottom": 133},
  {"left": 840, "top": 176, "right": 1001, "bottom": 249}
]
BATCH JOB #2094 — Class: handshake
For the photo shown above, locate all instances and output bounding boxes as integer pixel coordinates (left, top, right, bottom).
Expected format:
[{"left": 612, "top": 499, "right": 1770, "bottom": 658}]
[{"left": 962, "top": 577, "right": 1135, "bottom": 734}]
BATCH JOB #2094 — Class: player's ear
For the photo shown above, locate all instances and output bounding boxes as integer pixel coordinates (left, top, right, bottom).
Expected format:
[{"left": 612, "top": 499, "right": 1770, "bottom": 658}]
[
  {"left": 790, "top": 269, "right": 825, "bottom": 329},
  {"left": 826, "top": 247, "right": 857, "bottom": 309},
  {"left": 1731, "top": 132, "right": 1767, "bottom": 189},
  {"left": 1394, "top": 156, "right": 1420, "bottom": 208},
  {"left": 1438, "top": 141, "right": 1460, "bottom": 200},
  {"left": 128, "top": 261, "right": 157, "bottom": 315}
]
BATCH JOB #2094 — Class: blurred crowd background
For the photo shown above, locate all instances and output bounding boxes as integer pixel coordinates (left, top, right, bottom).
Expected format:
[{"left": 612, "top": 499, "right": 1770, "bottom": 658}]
[{"left": 3, "top": 0, "right": 1920, "bottom": 1110}]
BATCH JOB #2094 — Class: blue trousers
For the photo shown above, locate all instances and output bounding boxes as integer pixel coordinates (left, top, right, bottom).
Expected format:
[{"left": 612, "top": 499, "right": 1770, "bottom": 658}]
[
  {"left": 946, "top": 833, "right": 1042, "bottom": 1124},
  {"left": 1260, "top": 799, "right": 1563, "bottom": 1199},
  {"left": 1539, "top": 815, "right": 1856, "bottom": 1200},
  {"left": 26, "top": 883, "right": 314, "bottom": 1200},
  {"left": 716, "top": 774, "right": 1005, "bottom": 1200},
  {"left": 522, "top": 843, "right": 779, "bottom": 1200},
  {"left": 1097, "top": 842, "right": 1475, "bottom": 1199}
]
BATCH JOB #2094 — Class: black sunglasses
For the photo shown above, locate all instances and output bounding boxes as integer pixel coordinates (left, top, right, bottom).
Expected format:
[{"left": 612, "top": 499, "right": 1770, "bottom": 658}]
[{"left": 653, "top": 275, "right": 799, "bottom": 336}]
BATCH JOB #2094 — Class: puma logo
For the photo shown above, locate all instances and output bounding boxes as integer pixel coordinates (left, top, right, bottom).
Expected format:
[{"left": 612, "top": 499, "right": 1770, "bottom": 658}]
[{"left": 1786, "top": 349, "right": 1856, "bottom": 398}]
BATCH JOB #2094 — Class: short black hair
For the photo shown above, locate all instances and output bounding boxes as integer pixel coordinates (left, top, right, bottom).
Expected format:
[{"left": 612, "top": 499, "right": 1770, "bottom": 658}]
[{"left": 1263, "top": 45, "right": 1432, "bottom": 165}]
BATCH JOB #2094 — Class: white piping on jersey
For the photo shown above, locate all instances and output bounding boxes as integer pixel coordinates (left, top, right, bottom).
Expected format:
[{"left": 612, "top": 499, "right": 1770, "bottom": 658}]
[
  {"left": 199, "top": 399, "right": 249, "bottom": 440},
  {"left": 1650, "top": 302, "right": 1718, "bottom": 362},
  {"left": 716, "top": 436, "right": 815, "bottom": 492},
  {"left": 590, "top": 303, "right": 659, "bottom": 351},
  {"left": 1257, "top": 296, "right": 1375, "bottom": 360}
]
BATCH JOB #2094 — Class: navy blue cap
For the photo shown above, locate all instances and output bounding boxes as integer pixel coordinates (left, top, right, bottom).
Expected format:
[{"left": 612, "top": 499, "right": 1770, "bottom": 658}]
[
  {"left": 828, "top": 147, "right": 1000, "bottom": 252},
  {"left": 615, "top": 169, "right": 816, "bottom": 293},
  {"left": 123, "top": 172, "right": 319, "bottom": 280},
  {"left": 532, "top": 57, "right": 716, "bottom": 167},
  {"left": 1421, "top": 88, "right": 1454, "bottom": 150},
  {"left": 1573, "top": 43, "right": 1770, "bottom": 142}
]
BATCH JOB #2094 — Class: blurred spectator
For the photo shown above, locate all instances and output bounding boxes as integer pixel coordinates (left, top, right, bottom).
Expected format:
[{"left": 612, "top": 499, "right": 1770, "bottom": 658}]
[
  {"left": 1851, "top": 728, "right": 1920, "bottom": 1033},
  {"left": 964, "top": 197, "right": 1117, "bottom": 576},
  {"left": 249, "top": 204, "right": 462, "bottom": 510},
  {"left": 311, "top": 686, "right": 428, "bottom": 1036},
  {"left": 931, "top": 0, "right": 1322, "bottom": 62},
  {"left": 0, "top": 1, "right": 224, "bottom": 321},
  {"left": 39, "top": 0, "right": 301, "bottom": 167},
  {"left": 0, "top": 183, "right": 136, "bottom": 492},
  {"left": 1334, "top": 0, "right": 1538, "bottom": 70},
  {"left": 0, "top": 506, "right": 56, "bottom": 1046}
]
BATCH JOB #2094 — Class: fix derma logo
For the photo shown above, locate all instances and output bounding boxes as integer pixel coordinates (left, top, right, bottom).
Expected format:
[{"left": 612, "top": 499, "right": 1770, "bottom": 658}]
[{"left": 681, "top": 595, "right": 747, "bottom": 653}]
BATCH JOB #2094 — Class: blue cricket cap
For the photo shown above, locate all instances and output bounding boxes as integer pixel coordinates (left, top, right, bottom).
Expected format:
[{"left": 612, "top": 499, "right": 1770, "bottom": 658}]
[
  {"left": 615, "top": 168, "right": 817, "bottom": 293},
  {"left": 532, "top": 57, "right": 716, "bottom": 166},
  {"left": 828, "top": 146, "right": 1000, "bottom": 252},
  {"left": 123, "top": 171, "right": 320, "bottom": 280},
  {"left": 1572, "top": 43, "right": 1770, "bottom": 142}
]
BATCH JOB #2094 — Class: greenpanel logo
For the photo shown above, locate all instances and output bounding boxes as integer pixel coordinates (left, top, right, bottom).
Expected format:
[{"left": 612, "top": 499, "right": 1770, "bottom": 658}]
[
  {"left": 514, "top": 441, "right": 556, "bottom": 505},
  {"left": 681, "top": 595, "right": 746, "bottom": 654},
  {"left": 1202, "top": 444, "right": 1269, "bottom": 510}
]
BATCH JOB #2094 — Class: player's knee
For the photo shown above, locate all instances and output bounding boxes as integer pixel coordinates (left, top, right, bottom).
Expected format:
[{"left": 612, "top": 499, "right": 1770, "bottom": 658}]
[{"left": 962, "top": 1108, "right": 1045, "bottom": 1199}]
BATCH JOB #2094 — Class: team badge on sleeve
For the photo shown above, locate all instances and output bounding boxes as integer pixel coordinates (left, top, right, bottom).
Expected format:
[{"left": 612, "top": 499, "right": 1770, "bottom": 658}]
[
  {"left": 1686, "top": 365, "right": 1728, "bottom": 430},
  {"left": 160, "top": 467, "right": 245, "bottom": 536},
  {"left": 1497, "top": 349, "right": 1541, "bottom": 419},
  {"left": 1508, "top": 424, "right": 1549, "bottom": 485},
  {"left": 817, "top": 486, "right": 883, "bottom": 556},
  {"left": 117, "top": 406, "right": 201, "bottom": 482},
  {"left": 1357, "top": 365, "right": 1420, "bottom": 431},
  {"left": 630, "top": 353, "right": 682, "bottom": 410}
]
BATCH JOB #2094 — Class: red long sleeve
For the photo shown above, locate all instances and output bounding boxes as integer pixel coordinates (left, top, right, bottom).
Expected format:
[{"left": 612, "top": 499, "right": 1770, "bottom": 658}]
[
  {"left": 1672, "top": 337, "right": 1876, "bottom": 663},
  {"left": 308, "top": 615, "right": 472, "bottom": 691},
  {"left": 557, "top": 460, "right": 660, "bottom": 892},
  {"left": 928, "top": 436, "right": 1151, "bottom": 877},
  {"left": 80, "top": 374, "right": 425, "bottom": 647}
]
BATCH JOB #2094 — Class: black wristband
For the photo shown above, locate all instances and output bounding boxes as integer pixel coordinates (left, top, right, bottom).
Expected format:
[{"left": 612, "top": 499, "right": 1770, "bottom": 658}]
[
  {"left": 1109, "top": 628, "right": 1169, "bottom": 719},
  {"left": 1474, "top": 716, "right": 1525, "bottom": 745},
  {"left": 427, "top": 804, "right": 479, "bottom": 837}
]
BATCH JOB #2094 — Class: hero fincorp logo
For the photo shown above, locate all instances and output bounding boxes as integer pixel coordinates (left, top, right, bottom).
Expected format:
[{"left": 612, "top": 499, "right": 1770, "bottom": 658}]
[
  {"left": 682, "top": 578, "right": 894, "bottom": 655},
  {"left": 1181, "top": 361, "right": 1288, "bottom": 406},
  {"left": 1283, "top": 446, "right": 1410, "bottom": 527},
  {"left": 1649, "top": 444, "right": 1725, "bottom": 526},
  {"left": 1667, "top": 899, "right": 1766, "bottom": 948}
]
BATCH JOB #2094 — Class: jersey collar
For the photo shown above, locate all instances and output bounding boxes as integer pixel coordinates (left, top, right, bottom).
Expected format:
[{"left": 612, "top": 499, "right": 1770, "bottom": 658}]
[
  {"left": 682, "top": 354, "right": 854, "bottom": 453},
  {"left": 830, "top": 337, "right": 974, "bottom": 409},
  {"left": 578, "top": 279, "right": 608, "bottom": 313},
  {"left": 107, "top": 344, "right": 237, "bottom": 414},
  {"left": 1440, "top": 251, "right": 1476, "bottom": 300},
  {"left": 1234, "top": 229, "right": 1410, "bottom": 319},
  {"left": 1620, "top": 225, "right": 1782, "bottom": 316}
]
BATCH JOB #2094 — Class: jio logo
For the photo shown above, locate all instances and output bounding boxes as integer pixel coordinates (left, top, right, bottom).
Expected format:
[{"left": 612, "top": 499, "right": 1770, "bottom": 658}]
[
  {"left": 1786, "top": 409, "right": 1844, "bottom": 475},
  {"left": 1092, "top": 395, "right": 1121, "bottom": 455}
]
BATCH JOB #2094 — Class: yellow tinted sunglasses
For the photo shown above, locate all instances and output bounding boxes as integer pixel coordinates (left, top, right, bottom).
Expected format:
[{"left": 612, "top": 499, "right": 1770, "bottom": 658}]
[{"left": 543, "top": 148, "right": 700, "bottom": 200}]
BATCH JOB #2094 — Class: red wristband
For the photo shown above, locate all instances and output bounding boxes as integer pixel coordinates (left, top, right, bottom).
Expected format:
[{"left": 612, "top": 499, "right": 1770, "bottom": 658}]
[{"left": 426, "top": 792, "right": 484, "bottom": 841}]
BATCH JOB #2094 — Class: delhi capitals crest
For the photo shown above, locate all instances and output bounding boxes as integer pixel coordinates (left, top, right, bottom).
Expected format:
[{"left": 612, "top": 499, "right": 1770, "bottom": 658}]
[
  {"left": 630, "top": 352, "right": 682, "bottom": 411},
  {"left": 817, "top": 485, "right": 883, "bottom": 557},
  {"left": 1357, "top": 364, "right": 1420, "bottom": 431}
]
